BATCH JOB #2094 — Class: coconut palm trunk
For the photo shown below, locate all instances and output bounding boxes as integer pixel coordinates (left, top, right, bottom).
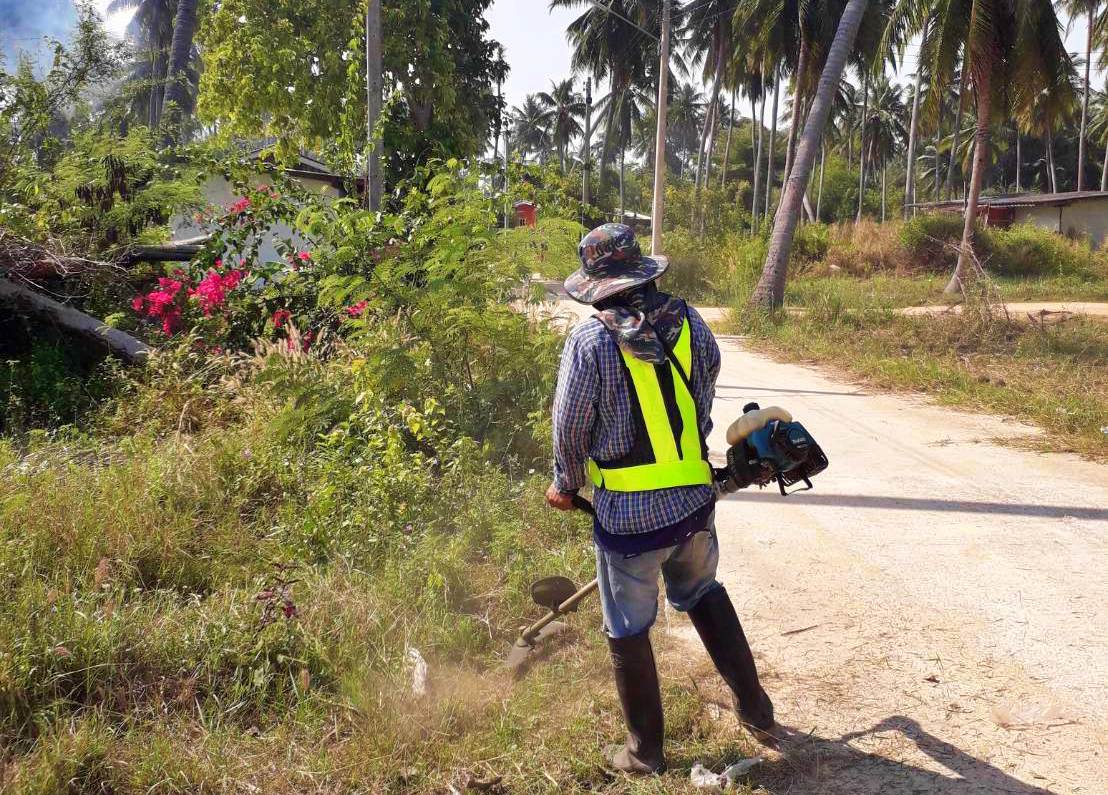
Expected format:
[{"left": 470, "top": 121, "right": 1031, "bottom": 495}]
[
  {"left": 751, "top": 0, "right": 870, "bottom": 308},
  {"left": 903, "top": 66, "right": 923, "bottom": 217},
  {"left": 751, "top": 89, "right": 765, "bottom": 230},
  {"left": 944, "top": 62, "right": 968, "bottom": 200},
  {"left": 783, "top": 44, "right": 809, "bottom": 185},
  {"left": 816, "top": 142, "right": 826, "bottom": 219},
  {"left": 856, "top": 71, "right": 868, "bottom": 221},
  {"left": 1078, "top": 11, "right": 1093, "bottom": 191},
  {"left": 619, "top": 144, "right": 626, "bottom": 223},
  {"left": 1102, "top": 137, "right": 1108, "bottom": 190},
  {"left": 1047, "top": 126, "right": 1058, "bottom": 192},
  {"left": 1015, "top": 129, "right": 1021, "bottom": 191},
  {"left": 881, "top": 155, "right": 887, "bottom": 221},
  {"left": 696, "top": 28, "right": 726, "bottom": 188},
  {"left": 598, "top": 85, "right": 620, "bottom": 196},
  {"left": 720, "top": 92, "right": 735, "bottom": 187},
  {"left": 160, "top": 0, "right": 199, "bottom": 144},
  {"left": 764, "top": 72, "right": 780, "bottom": 221},
  {"left": 945, "top": 68, "right": 992, "bottom": 294}
]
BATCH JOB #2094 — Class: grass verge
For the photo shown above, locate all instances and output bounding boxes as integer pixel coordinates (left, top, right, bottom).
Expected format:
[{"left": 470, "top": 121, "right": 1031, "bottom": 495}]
[{"left": 0, "top": 340, "right": 767, "bottom": 794}]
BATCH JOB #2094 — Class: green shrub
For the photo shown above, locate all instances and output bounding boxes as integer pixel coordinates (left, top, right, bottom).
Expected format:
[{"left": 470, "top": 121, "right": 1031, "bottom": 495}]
[
  {"left": 899, "top": 212, "right": 965, "bottom": 271},
  {"left": 793, "top": 222, "right": 831, "bottom": 263},
  {"left": 0, "top": 339, "right": 121, "bottom": 434},
  {"left": 901, "top": 214, "right": 1108, "bottom": 279},
  {"left": 662, "top": 229, "right": 764, "bottom": 303},
  {"left": 984, "top": 223, "right": 1105, "bottom": 278}
]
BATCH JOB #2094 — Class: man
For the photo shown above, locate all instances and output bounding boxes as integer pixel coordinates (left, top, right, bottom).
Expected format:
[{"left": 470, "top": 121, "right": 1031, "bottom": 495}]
[{"left": 546, "top": 223, "right": 774, "bottom": 775}]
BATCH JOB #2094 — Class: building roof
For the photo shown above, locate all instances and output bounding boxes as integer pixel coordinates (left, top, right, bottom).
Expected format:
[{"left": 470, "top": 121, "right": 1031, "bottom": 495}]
[
  {"left": 243, "top": 141, "right": 352, "bottom": 190},
  {"left": 913, "top": 191, "right": 1108, "bottom": 210}
]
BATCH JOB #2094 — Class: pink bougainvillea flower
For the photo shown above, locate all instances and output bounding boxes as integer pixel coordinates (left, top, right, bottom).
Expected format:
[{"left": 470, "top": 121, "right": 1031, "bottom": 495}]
[
  {"left": 229, "top": 196, "right": 251, "bottom": 214},
  {"left": 190, "top": 269, "right": 243, "bottom": 316},
  {"left": 131, "top": 295, "right": 144, "bottom": 312},
  {"left": 272, "top": 309, "right": 291, "bottom": 329},
  {"left": 344, "top": 300, "right": 368, "bottom": 318},
  {"left": 297, "top": 251, "right": 312, "bottom": 262},
  {"left": 160, "top": 308, "right": 182, "bottom": 335}
]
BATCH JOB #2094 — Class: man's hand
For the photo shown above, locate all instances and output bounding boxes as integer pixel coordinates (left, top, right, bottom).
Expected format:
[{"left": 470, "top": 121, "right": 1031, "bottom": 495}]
[{"left": 545, "top": 482, "right": 576, "bottom": 511}]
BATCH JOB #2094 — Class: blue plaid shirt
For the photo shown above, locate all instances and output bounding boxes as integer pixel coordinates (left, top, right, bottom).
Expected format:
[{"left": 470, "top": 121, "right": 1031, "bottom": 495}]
[{"left": 552, "top": 303, "right": 721, "bottom": 535}]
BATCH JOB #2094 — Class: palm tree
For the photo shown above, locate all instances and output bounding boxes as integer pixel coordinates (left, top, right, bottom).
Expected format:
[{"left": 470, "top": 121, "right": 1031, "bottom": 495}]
[
  {"left": 511, "top": 95, "right": 554, "bottom": 162},
  {"left": 110, "top": 0, "right": 176, "bottom": 128},
  {"left": 1019, "top": 83, "right": 1079, "bottom": 192},
  {"left": 899, "top": 0, "right": 1075, "bottom": 293},
  {"left": 860, "top": 74, "right": 906, "bottom": 218},
  {"left": 752, "top": 0, "right": 872, "bottom": 307},
  {"left": 686, "top": 0, "right": 738, "bottom": 190},
  {"left": 901, "top": 66, "right": 925, "bottom": 215},
  {"left": 537, "top": 78, "right": 585, "bottom": 172},
  {"left": 1063, "top": 0, "right": 1100, "bottom": 190},
  {"left": 599, "top": 82, "right": 651, "bottom": 220},
  {"left": 553, "top": 0, "right": 663, "bottom": 196},
  {"left": 161, "top": 0, "right": 199, "bottom": 144},
  {"left": 1090, "top": 88, "right": 1108, "bottom": 188},
  {"left": 667, "top": 81, "right": 706, "bottom": 177}
]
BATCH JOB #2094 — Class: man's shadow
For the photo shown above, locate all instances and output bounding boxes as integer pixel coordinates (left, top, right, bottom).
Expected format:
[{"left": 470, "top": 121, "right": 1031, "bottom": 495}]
[{"left": 679, "top": 716, "right": 1059, "bottom": 794}]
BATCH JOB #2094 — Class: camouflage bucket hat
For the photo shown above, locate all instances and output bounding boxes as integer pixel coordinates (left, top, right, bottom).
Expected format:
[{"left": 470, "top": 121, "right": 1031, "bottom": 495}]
[{"left": 564, "top": 223, "right": 668, "bottom": 305}]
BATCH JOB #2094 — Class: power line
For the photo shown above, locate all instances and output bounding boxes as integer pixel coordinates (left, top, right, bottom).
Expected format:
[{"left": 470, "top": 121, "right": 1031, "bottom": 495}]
[{"left": 588, "top": 0, "right": 659, "bottom": 41}]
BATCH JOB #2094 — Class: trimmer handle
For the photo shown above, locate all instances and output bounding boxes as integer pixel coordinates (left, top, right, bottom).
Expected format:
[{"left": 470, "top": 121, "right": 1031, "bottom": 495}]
[{"left": 570, "top": 494, "right": 595, "bottom": 515}]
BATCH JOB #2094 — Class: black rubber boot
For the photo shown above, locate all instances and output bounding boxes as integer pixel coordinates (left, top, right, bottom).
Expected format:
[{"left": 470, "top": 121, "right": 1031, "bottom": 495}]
[
  {"left": 687, "top": 586, "right": 775, "bottom": 733},
  {"left": 607, "top": 631, "right": 666, "bottom": 774}
]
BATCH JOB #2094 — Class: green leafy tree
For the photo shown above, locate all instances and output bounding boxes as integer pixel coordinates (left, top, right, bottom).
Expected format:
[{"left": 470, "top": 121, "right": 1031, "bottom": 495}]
[{"left": 198, "top": 0, "right": 507, "bottom": 185}]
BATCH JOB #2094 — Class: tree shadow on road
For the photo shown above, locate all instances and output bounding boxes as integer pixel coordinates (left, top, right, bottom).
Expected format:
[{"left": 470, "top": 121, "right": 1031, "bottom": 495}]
[
  {"left": 749, "top": 716, "right": 1059, "bottom": 795},
  {"left": 720, "top": 490, "right": 1108, "bottom": 521}
]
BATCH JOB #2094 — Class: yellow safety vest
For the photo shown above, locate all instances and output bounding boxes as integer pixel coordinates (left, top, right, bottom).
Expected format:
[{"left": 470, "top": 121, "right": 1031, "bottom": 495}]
[{"left": 588, "top": 317, "right": 713, "bottom": 492}]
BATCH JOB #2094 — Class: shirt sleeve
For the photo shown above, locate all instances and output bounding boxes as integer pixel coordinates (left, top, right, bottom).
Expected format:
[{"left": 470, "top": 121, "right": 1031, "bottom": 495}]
[
  {"left": 688, "top": 307, "right": 721, "bottom": 442},
  {"left": 552, "top": 325, "right": 599, "bottom": 491}
]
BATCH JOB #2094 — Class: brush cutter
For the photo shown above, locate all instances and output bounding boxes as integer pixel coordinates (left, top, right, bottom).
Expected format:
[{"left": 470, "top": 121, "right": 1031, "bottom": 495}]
[{"left": 506, "top": 495, "right": 598, "bottom": 677}]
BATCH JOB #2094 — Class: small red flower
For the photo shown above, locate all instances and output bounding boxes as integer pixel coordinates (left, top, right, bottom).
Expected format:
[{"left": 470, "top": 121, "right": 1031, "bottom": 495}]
[
  {"left": 272, "top": 309, "right": 291, "bottom": 329},
  {"left": 131, "top": 295, "right": 144, "bottom": 312},
  {"left": 344, "top": 300, "right": 368, "bottom": 318},
  {"left": 297, "top": 251, "right": 312, "bottom": 262}
]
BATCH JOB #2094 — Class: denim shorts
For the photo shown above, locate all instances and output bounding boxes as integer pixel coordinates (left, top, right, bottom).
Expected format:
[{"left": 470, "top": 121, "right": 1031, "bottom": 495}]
[{"left": 594, "top": 513, "right": 721, "bottom": 639}]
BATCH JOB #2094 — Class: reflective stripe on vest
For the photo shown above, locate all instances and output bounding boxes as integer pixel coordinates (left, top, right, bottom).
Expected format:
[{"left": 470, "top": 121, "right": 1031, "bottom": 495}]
[{"left": 588, "top": 317, "right": 712, "bottom": 492}]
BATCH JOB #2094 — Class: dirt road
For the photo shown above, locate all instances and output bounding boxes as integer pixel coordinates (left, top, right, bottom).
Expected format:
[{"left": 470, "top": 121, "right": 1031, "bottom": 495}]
[
  {"left": 901, "top": 301, "right": 1108, "bottom": 322},
  {"left": 669, "top": 336, "right": 1108, "bottom": 794}
]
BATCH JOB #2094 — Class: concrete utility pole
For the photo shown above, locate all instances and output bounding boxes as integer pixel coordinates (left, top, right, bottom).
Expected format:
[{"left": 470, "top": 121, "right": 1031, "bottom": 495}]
[
  {"left": 649, "top": 0, "right": 671, "bottom": 256},
  {"left": 365, "top": 0, "right": 383, "bottom": 210},
  {"left": 582, "top": 78, "right": 593, "bottom": 208},
  {"left": 504, "top": 129, "right": 511, "bottom": 229}
]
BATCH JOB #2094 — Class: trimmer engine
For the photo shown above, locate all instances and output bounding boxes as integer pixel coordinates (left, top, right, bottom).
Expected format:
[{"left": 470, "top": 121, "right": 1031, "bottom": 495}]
[{"left": 715, "top": 403, "right": 829, "bottom": 496}]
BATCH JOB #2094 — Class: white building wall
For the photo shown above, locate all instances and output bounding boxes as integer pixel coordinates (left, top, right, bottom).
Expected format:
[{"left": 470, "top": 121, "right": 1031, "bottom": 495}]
[
  {"left": 171, "top": 172, "right": 343, "bottom": 265},
  {"left": 1058, "top": 199, "right": 1108, "bottom": 247},
  {"left": 1010, "top": 198, "right": 1108, "bottom": 248},
  {"left": 1012, "top": 205, "right": 1061, "bottom": 235}
]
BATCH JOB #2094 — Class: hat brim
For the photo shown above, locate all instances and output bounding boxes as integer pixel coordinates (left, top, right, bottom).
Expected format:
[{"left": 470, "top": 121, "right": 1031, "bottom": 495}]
[{"left": 563, "top": 255, "right": 668, "bottom": 305}]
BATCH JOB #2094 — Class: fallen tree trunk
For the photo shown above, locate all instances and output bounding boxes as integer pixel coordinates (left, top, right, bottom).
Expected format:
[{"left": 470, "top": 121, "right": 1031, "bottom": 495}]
[
  {"left": 0, "top": 279, "right": 151, "bottom": 364},
  {"left": 0, "top": 232, "right": 211, "bottom": 278},
  {"left": 115, "top": 235, "right": 211, "bottom": 267}
]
